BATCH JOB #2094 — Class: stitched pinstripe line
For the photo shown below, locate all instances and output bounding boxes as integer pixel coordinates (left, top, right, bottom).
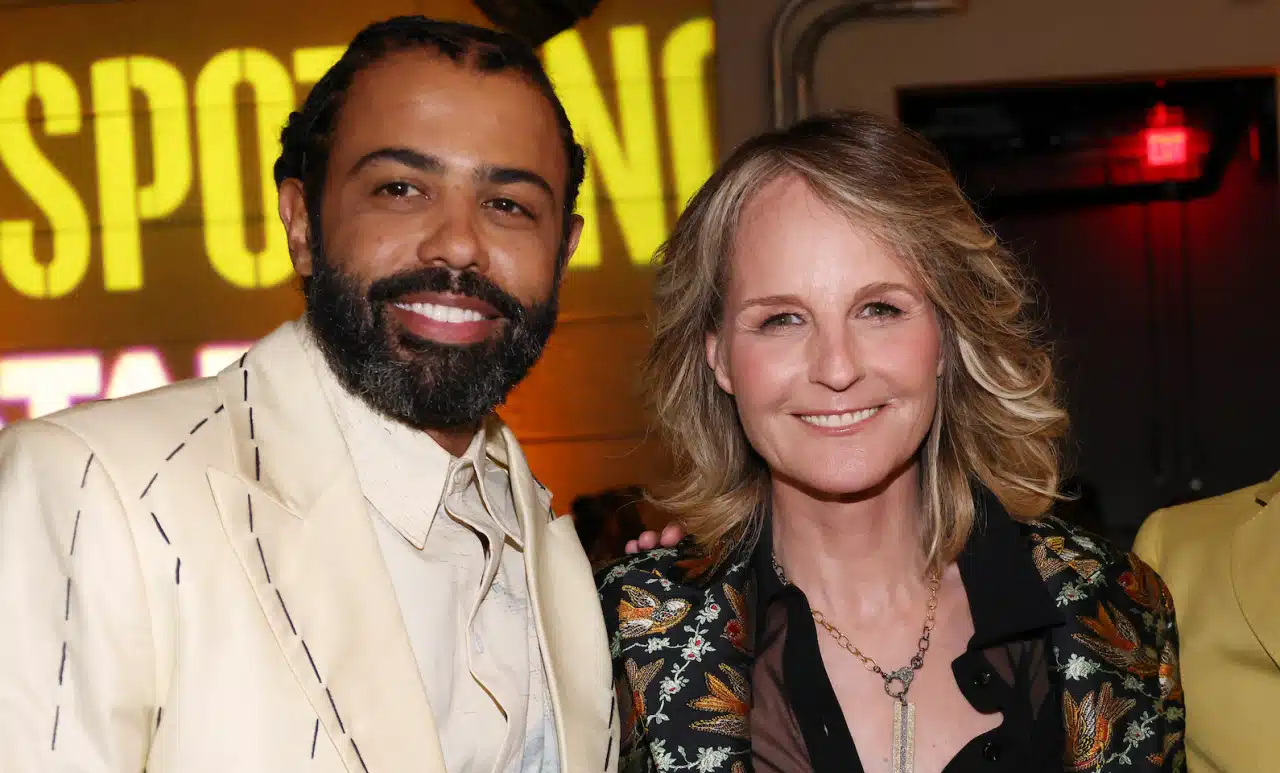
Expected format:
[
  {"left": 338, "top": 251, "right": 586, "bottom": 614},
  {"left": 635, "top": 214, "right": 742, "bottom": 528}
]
[
  {"left": 144, "top": 403, "right": 220, "bottom": 584},
  {"left": 69, "top": 511, "right": 81, "bottom": 556},
  {"left": 351, "top": 739, "right": 369, "bottom": 772},
  {"left": 603, "top": 694, "right": 617, "bottom": 770},
  {"left": 53, "top": 453, "right": 93, "bottom": 750},
  {"left": 239, "top": 359, "right": 362, "bottom": 768},
  {"left": 119, "top": 404, "right": 223, "bottom": 738}
]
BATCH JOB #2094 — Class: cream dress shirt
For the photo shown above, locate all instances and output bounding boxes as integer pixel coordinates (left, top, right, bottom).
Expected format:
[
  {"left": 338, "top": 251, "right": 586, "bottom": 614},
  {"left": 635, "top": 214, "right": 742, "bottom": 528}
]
[{"left": 303, "top": 335, "right": 558, "bottom": 773}]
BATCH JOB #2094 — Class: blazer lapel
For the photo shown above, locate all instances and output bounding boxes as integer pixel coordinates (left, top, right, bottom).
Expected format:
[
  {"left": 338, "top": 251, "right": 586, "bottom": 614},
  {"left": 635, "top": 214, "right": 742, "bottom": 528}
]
[
  {"left": 493, "top": 424, "right": 619, "bottom": 772},
  {"left": 207, "top": 322, "right": 446, "bottom": 773},
  {"left": 1231, "top": 474, "right": 1280, "bottom": 668}
]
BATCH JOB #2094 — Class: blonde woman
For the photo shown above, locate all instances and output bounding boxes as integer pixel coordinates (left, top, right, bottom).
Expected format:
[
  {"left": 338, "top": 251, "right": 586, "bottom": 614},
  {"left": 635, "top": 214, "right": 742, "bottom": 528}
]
[{"left": 601, "top": 110, "right": 1185, "bottom": 773}]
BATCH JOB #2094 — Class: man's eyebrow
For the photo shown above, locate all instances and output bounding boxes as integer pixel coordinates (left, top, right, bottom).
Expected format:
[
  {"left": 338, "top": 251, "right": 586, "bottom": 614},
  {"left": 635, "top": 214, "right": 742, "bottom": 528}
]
[
  {"left": 348, "top": 147, "right": 444, "bottom": 176},
  {"left": 480, "top": 165, "right": 555, "bottom": 201},
  {"left": 346, "top": 149, "right": 556, "bottom": 202}
]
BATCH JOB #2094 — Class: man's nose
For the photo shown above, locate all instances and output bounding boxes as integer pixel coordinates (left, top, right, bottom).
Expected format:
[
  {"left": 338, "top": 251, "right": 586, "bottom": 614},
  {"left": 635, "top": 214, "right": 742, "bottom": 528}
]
[{"left": 418, "top": 194, "right": 488, "bottom": 274}]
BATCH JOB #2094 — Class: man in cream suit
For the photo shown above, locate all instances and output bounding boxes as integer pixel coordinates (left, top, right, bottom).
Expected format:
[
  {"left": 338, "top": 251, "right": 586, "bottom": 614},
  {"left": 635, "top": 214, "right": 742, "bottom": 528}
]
[
  {"left": 1134, "top": 470, "right": 1280, "bottom": 773},
  {"left": 0, "top": 17, "right": 621, "bottom": 773}
]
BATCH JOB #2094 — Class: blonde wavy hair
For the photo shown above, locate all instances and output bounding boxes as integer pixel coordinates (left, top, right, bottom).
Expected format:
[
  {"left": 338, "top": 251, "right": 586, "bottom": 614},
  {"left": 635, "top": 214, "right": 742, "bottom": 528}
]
[{"left": 645, "top": 109, "right": 1069, "bottom": 570}]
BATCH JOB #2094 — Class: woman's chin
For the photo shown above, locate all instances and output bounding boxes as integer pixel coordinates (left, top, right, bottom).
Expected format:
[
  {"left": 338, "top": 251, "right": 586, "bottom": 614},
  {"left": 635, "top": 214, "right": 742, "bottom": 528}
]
[
  {"left": 771, "top": 454, "right": 920, "bottom": 503},
  {"left": 774, "top": 469, "right": 896, "bottom": 503}
]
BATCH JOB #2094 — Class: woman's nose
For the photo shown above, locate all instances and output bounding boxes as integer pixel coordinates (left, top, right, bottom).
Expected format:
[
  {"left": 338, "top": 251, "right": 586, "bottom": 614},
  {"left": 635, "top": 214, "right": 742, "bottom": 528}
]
[{"left": 808, "top": 324, "right": 864, "bottom": 392}]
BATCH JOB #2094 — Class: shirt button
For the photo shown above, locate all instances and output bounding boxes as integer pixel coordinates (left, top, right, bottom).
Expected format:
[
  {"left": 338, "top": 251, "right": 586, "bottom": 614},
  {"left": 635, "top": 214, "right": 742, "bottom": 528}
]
[
  {"left": 982, "top": 741, "right": 1000, "bottom": 762},
  {"left": 972, "top": 668, "right": 992, "bottom": 687}
]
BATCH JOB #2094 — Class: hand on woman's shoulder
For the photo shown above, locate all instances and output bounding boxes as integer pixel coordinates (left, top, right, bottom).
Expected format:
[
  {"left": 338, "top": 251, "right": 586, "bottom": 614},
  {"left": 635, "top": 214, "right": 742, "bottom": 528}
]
[{"left": 596, "top": 537, "right": 702, "bottom": 597}]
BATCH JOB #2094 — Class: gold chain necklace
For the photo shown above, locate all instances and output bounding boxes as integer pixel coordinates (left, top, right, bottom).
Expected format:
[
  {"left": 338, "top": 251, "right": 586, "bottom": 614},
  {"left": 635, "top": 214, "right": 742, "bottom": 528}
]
[{"left": 772, "top": 553, "right": 941, "bottom": 773}]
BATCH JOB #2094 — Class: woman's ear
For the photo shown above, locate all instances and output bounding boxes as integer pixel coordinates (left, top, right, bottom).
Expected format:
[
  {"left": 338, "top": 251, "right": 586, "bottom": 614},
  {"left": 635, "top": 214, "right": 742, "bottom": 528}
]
[{"left": 705, "top": 331, "right": 734, "bottom": 395}]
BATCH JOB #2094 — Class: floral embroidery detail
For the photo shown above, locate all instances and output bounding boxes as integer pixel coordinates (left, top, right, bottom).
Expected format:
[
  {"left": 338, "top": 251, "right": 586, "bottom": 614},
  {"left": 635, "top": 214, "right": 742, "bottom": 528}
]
[
  {"left": 601, "top": 549, "right": 753, "bottom": 772},
  {"left": 1033, "top": 516, "right": 1185, "bottom": 773},
  {"left": 689, "top": 664, "right": 751, "bottom": 738},
  {"left": 1063, "top": 653, "right": 1101, "bottom": 681},
  {"left": 605, "top": 515, "right": 1186, "bottom": 773},
  {"left": 1057, "top": 580, "right": 1089, "bottom": 606}
]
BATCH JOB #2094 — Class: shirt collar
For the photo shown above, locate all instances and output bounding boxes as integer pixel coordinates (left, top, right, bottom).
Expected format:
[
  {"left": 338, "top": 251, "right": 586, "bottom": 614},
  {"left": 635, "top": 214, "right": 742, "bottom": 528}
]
[
  {"left": 956, "top": 488, "right": 1065, "bottom": 649},
  {"left": 752, "top": 488, "right": 1064, "bottom": 650},
  {"left": 299, "top": 327, "right": 519, "bottom": 549},
  {"left": 450, "top": 426, "right": 524, "bottom": 548}
]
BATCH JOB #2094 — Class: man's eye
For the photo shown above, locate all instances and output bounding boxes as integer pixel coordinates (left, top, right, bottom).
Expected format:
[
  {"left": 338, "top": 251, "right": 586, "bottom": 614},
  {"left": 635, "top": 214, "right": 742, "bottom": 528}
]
[
  {"left": 375, "top": 181, "right": 419, "bottom": 197},
  {"left": 487, "top": 198, "right": 533, "bottom": 219}
]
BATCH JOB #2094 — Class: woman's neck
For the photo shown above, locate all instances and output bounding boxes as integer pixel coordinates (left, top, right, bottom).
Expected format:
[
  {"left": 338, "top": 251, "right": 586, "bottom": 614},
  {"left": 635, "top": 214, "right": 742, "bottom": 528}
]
[{"left": 770, "top": 460, "right": 931, "bottom": 618}]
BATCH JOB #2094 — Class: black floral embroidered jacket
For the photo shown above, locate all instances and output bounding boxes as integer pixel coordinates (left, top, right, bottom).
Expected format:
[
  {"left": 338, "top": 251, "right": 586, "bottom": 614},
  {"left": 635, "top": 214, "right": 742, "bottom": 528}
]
[{"left": 597, "top": 515, "right": 1186, "bottom": 773}]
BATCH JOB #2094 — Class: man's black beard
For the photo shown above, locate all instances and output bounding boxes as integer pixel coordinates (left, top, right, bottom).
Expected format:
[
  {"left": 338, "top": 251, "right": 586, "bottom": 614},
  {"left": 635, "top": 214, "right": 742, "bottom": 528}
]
[{"left": 303, "top": 246, "right": 558, "bottom": 431}]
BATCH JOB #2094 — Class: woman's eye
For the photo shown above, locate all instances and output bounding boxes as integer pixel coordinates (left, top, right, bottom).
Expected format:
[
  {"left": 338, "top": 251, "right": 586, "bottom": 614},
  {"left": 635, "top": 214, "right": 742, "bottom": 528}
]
[
  {"left": 375, "top": 181, "right": 419, "bottom": 198},
  {"left": 760, "top": 312, "right": 803, "bottom": 329},
  {"left": 861, "top": 301, "right": 902, "bottom": 319}
]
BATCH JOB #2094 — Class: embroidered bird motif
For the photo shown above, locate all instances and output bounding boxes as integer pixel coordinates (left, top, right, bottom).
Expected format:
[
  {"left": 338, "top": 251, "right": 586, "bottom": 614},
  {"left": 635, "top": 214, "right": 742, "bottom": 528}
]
[
  {"left": 1073, "top": 602, "right": 1161, "bottom": 678},
  {"left": 1063, "top": 682, "right": 1136, "bottom": 772},
  {"left": 1147, "top": 730, "right": 1184, "bottom": 767},
  {"left": 1117, "top": 553, "right": 1173, "bottom": 612},
  {"left": 617, "top": 585, "right": 693, "bottom": 638},
  {"left": 722, "top": 583, "right": 750, "bottom": 654},
  {"left": 689, "top": 663, "right": 751, "bottom": 738},
  {"left": 675, "top": 551, "right": 717, "bottom": 581},
  {"left": 1032, "top": 534, "right": 1102, "bottom": 581},
  {"left": 623, "top": 658, "right": 665, "bottom": 726},
  {"left": 1159, "top": 639, "right": 1182, "bottom": 702}
]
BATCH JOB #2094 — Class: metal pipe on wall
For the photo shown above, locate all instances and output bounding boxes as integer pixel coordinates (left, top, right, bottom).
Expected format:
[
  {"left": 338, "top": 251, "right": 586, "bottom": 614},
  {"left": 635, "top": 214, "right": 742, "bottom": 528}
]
[{"left": 769, "top": 0, "right": 967, "bottom": 129}]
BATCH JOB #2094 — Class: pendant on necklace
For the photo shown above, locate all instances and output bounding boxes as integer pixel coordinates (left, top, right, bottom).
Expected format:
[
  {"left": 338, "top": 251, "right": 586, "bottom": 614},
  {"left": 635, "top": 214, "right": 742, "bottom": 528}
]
[{"left": 891, "top": 697, "right": 916, "bottom": 773}]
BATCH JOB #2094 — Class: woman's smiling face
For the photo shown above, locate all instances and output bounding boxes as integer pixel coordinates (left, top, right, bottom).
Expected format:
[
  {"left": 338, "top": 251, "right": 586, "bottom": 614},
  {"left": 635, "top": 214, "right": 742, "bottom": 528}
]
[{"left": 706, "top": 174, "right": 943, "bottom": 498}]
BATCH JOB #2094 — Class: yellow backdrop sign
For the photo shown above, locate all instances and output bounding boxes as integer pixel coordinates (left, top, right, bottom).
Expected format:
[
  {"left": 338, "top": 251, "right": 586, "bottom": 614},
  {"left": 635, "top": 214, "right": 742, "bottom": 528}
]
[{"left": 0, "top": 0, "right": 715, "bottom": 446}]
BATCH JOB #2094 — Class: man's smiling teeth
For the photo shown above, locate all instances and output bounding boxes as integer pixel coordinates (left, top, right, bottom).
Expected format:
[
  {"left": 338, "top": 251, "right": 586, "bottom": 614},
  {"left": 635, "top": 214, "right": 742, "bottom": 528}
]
[
  {"left": 394, "top": 302, "right": 487, "bottom": 324},
  {"left": 799, "top": 406, "right": 880, "bottom": 427}
]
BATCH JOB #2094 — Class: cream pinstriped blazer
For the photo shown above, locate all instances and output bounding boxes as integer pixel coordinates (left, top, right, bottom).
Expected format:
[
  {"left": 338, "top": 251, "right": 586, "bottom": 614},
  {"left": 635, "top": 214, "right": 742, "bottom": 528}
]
[{"left": 0, "top": 320, "right": 619, "bottom": 773}]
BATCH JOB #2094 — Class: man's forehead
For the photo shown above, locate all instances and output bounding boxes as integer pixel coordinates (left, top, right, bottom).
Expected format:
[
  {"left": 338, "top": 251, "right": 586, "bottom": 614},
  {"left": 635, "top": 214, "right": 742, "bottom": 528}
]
[
  {"left": 339, "top": 50, "right": 554, "bottom": 134},
  {"left": 330, "top": 49, "right": 566, "bottom": 181}
]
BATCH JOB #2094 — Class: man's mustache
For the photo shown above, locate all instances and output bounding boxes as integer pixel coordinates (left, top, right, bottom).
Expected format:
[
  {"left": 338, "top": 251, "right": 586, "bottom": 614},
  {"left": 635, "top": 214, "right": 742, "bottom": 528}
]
[{"left": 368, "top": 267, "right": 527, "bottom": 323}]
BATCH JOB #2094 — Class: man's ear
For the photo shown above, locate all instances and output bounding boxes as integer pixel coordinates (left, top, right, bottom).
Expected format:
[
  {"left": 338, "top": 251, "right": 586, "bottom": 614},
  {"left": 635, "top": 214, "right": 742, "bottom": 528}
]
[
  {"left": 557, "top": 213, "right": 585, "bottom": 275},
  {"left": 278, "top": 178, "right": 314, "bottom": 278},
  {"left": 705, "top": 331, "right": 734, "bottom": 395}
]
